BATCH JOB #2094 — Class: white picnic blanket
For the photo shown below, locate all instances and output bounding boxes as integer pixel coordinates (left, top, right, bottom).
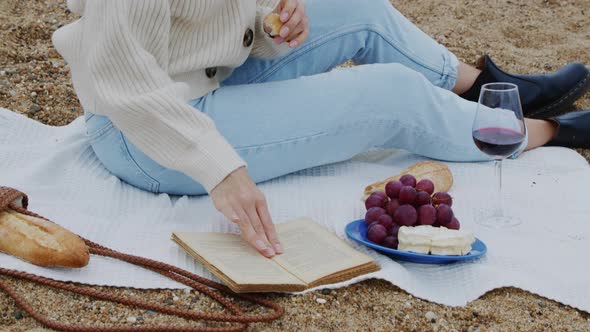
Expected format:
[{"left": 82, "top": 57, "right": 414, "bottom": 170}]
[{"left": 1, "top": 108, "right": 589, "bottom": 312}]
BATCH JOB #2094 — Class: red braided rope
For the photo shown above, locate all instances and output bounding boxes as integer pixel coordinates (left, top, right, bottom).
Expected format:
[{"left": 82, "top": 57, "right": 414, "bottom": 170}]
[{"left": 0, "top": 187, "right": 283, "bottom": 331}]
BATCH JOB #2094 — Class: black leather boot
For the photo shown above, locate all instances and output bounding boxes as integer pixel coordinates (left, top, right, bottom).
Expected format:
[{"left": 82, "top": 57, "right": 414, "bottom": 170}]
[
  {"left": 461, "top": 55, "right": 590, "bottom": 119},
  {"left": 546, "top": 110, "right": 590, "bottom": 148}
]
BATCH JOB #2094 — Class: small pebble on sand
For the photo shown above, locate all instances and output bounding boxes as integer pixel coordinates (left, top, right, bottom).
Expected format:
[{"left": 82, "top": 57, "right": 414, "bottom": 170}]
[
  {"left": 28, "top": 104, "right": 41, "bottom": 115},
  {"left": 425, "top": 311, "right": 437, "bottom": 322},
  {"left": 127, "top": 316, "right": 137, "bottom": 323},
  {"left": 316, "top": 298, "right": 327, "bottom": 304}
]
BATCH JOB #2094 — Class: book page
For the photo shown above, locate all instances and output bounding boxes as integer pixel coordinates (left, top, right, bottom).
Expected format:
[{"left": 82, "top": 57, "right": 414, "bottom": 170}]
[
  {"left": 272, "top": 218, "right": 375, "bottom": 284},
  {"left": 172, "top": 232, "right": 303, "bottom": 287}
]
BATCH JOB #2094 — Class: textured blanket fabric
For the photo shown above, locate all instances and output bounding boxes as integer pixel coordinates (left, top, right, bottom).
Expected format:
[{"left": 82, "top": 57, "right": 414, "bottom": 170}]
[{"left": 1, "top": 108, "right": 589, "bottom": 312}]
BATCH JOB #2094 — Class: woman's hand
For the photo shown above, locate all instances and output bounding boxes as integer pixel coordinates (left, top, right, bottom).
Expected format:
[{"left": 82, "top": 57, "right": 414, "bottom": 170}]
[
  {"left": 272, "top": 0, "right": 309, "bottom": 48},
  {"left": 210, "top": 167, "right": 282, "bottom": 258}
]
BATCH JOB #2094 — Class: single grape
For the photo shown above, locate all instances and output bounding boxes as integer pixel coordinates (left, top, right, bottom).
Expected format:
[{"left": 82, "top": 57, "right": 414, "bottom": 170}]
[
  {"left": 365, "top": 194, "right": 387, "bottom": 209},
  {"left": 415, "top": 179, "right": 435, "bottom": 195},
  {"left": 388, "top": 223, "right": 401, "bottom": 237},
  {"left": 432, "top": 192, "right": 453, "bottom": 207},
  {"left": 417, "top": 204, "right": 437, "bottom": 225},
  {"left": 394, "top": 204, "right": 418, "bottom": 226},
  {"left": 382, "top": 236, "right": 399, "bottom": 249},
  {"left": 414, "top": 191, "right": 432, "bottom": 206},
  {"left": 371, "top": 191, "right": 388, "bottom": 201},
  {"left": 398, "top": 186, "right": 417, "bottom": 205},
  {"left": 447, "top": 217, "right": 460, "bottom": 230},
  {"left": 386, "top": 199, "right": 400, "bottom": 217},
  {"left": 365, "top": 207, "right": 387, "bottom": 224},
  {"left": 399, "top": 174, "right": 417, "bottom": 187},
  {"left": 377, "top": 214, "right": 394, "bottom": 231},
  {"left": 385, "top": 180, "right": 403, "bottom": 199},
  {"left": 436, "top": 204, "right": 454, "bottom": 225},
  {"left": 367, "top": 224, "right": 387, "bottom": 244}
]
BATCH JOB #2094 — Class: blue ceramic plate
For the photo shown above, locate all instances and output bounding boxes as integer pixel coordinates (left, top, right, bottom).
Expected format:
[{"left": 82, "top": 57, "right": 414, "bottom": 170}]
[{"left": 345, "top": 219, "right": 487, "bottom": 264}]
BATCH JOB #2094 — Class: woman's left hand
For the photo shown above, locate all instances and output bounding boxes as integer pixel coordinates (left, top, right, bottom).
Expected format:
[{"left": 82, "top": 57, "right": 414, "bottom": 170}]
[{"left": 274, "top": 0, "right": 309, "bottom": 48}]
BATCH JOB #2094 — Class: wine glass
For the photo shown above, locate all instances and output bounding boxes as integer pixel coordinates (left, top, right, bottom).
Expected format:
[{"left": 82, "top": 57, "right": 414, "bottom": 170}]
[{"left": 472, "top": 83, "right": 526, "bottom": 228}]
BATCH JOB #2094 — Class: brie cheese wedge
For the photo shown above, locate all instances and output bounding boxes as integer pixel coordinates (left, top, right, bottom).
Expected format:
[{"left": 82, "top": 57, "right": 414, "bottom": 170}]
[{"left": 398, "top": 225, "right": 475, "bottom": 256}]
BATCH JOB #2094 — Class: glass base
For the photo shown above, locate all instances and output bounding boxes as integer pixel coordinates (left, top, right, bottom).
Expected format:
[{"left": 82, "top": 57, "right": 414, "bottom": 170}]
[{"left": 477, "top": 215, "right": 522, "bottom": 229}]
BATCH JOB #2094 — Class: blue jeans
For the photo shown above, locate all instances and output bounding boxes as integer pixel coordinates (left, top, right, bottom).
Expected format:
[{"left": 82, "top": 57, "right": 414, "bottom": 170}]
[{"left": 86, "top": 0, "right": 496, "bottom": 196}]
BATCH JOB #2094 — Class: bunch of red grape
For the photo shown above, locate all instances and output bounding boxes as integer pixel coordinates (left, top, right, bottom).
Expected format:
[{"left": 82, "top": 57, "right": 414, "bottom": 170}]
[{"left": 364, "top": 174, "right": 460, "bottom": 249}]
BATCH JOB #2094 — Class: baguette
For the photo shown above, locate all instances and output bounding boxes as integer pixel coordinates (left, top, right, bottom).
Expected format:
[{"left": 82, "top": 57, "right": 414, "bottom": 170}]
[
  {"left": 363, "top": 161, "right": 453, "bottom": 200},
  {"left": 0, "top": 209, "right": 89, "bottom": 268}
]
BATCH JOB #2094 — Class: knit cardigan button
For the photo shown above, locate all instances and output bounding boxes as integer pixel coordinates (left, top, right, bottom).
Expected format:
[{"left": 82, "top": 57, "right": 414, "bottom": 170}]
[
  {"left": 243, "top": 28, "right": 254, "bottom": 47},
  {"left": 205, "top": 67, "right": 217, "bottom": 78}
]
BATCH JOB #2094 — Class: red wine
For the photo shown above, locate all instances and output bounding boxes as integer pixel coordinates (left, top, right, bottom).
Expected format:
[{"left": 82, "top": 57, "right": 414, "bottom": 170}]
[{"left": 473, "top": 127, "right": 525, "bottom": 157}]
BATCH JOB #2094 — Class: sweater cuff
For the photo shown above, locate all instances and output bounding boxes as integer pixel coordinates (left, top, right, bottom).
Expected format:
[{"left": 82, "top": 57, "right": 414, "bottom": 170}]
[
  {"left": 173, "top": 131, "right": 246, "bottom": 193},
  {"left": 252, "top": 6, "right": 292, "bottom": 59}
]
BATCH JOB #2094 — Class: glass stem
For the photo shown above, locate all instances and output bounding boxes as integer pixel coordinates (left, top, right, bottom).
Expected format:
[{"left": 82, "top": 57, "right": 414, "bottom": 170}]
[{"left": 494, "top": 159, "right": 504, "bottom": 217}]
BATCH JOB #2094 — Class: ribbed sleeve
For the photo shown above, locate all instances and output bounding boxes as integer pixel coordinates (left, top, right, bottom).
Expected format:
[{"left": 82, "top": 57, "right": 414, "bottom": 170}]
[
  {"left": 84, "top": 1, "right": 245, "bottom": 192},
  {"left": 252, "top": 0, "right": 292, "bottom": 59}
]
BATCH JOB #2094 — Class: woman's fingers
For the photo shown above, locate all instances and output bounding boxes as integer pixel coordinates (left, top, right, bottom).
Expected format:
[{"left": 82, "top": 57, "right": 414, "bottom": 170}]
[
  {"left": 210, "top": 167, "right": 280, "bottom": 258},
  {"left": 279, "top": 0, "right": 302, "bottom": 39},
  {"left": 256, "top": 196, "right": 283, "bottom": 254},
  {"left": 279, "top": 0, "right": 298, "bottom": 23},
  {"left": 232, "top": 206, "right": 276, "bottom": 258},
  {"left": 244, "top": 201, "right": 272, "bottom": 250},
  {"left": 289, "top": 26, "right": 309, "bottom": 49}
]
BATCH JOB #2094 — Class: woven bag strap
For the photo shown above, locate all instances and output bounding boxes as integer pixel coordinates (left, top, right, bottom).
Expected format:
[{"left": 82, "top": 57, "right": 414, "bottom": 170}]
[{"left": 0, "top": 186, "right": 283, "bottom": 332}]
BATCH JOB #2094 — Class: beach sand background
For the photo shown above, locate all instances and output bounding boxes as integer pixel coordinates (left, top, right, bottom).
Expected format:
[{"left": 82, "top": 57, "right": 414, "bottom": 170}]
[{"left": 1, "top": 0, "right": 590, "bottom": 331}]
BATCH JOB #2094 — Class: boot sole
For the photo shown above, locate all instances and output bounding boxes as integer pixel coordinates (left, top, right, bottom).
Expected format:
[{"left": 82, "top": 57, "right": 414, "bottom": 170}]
[{"left": 527, "top": 70, "right": 590, "bottom": 119}]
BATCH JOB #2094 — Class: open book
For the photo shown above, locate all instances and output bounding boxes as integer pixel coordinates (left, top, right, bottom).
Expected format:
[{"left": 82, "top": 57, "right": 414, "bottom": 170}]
[{"left": 172, "top": 217, "right": 380, "bottom": 293}]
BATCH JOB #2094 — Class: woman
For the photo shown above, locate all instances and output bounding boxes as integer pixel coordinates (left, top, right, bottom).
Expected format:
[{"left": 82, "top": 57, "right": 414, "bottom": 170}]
[{"left": 53, "top": 0, "right": 590, "bottom": 258}]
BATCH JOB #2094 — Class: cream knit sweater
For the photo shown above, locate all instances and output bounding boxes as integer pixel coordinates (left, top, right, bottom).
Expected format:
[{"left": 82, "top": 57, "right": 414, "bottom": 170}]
[{"left": 52, "top": 0, "right": 291, "bottom": 192}]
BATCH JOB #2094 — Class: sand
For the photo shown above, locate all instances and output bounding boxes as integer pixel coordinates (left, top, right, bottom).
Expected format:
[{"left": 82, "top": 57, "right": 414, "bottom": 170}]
[{"left": 1, "top": 0, "right": 590, "bottom": 331}]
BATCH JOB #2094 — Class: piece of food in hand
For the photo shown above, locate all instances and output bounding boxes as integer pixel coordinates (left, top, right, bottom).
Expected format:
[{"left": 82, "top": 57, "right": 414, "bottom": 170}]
[
  {"left": 398, "top": 225, "right": 475, "bottom": 256},
  {"left": 430, "top": 227, "right": 474, "bottom": 255},
  {"left": 398, "top": 186, "right": 417, "bottom": 205},
  {"left": 385, "top": 180, "right": 403, "bottom": 199},
  {"left": 414, "top": 191, "right": 431, "bottom": 207},
  {"left": 436, "top": 204, "right": 453, "bottom": 226},
  {"left": 264, "top": 13, "right": 283, "bottom": 37},
  {"left": 363, "top": 161, "right": 453, "bottom": 200},
  {"left": 0, "top": 209, "right": 89, "bottom": 268},
  {"left": 415, "top": 179, "right": 435, "bottom": 195},
  {"left": 365, "top": 193, "right": 388, "bottom": 209},
  {"left": 367, "top": 223, "right": 388, "bottom": 245},
  {"left": 365, "top": 207, "right": 387, "bottom": 225},
  {"left": 432, "top": 192, "right": 453, "bottom": 207},
  {"left": 393, "top": 204, "right": 418, "bottom": 226}
]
